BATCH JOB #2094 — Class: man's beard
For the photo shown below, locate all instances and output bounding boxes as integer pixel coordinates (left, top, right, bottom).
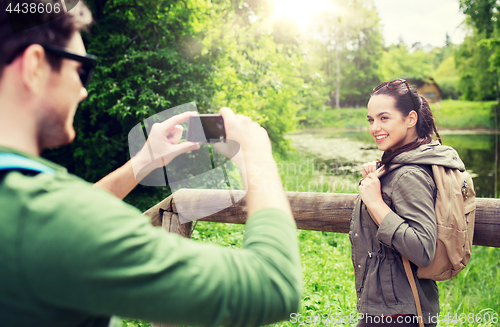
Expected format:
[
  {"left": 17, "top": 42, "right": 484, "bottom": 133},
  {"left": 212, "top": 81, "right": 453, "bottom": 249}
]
[{"left": 37, "top": 106, "right": 75, "bottom": 150}]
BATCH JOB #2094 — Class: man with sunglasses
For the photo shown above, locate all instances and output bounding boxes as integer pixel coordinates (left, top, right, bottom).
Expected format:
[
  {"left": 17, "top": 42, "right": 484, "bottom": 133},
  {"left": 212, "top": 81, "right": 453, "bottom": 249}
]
[{"left": 0, "top": 1, "right": 301, "bottom": 326}]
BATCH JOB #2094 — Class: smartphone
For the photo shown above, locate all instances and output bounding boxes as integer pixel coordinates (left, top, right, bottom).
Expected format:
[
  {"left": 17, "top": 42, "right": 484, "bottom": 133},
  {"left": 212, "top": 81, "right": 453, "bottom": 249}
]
[{"left": 186, "top": 114, "right": 226, "bottom": 143}]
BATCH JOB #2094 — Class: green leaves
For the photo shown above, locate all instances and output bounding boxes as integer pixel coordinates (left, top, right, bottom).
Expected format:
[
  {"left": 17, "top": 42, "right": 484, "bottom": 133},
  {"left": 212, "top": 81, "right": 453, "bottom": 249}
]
[
  {"left": 206, "top": 9, "right": 304, "bottom": 154},
  {"left": 42, "top": 0, "right": 385, "bottom": 197},
  {"left": 43, "top": 0, "right": 214, "bottom": 183},
  {"left": 457, "top": 0, "right": 500, "bottom": 101},
  {"left": 302, "top": 0, "right": 384, "bottom": 107},
  {"left": 455, "top": 30, "right": 497, "bottom": 101}
]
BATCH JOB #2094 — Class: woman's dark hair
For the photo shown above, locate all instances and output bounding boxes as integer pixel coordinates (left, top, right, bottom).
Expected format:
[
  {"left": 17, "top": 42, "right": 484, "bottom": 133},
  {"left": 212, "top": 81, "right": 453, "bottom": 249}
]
[{"left": 371, "top": 80, "right": 441, "bottom": 166}]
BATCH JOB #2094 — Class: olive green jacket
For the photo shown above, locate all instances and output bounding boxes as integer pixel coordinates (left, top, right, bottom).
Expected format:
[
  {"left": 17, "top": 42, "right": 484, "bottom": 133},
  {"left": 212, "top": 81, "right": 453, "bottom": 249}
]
[{"left": 350, "top": 141, "right": 465, "bottom": 324}]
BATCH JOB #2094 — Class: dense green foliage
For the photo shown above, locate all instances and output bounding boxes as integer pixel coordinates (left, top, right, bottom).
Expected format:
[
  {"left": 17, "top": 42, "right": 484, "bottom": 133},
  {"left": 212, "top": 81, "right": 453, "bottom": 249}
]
[
  {"left": 307, "top": 0, "right": 383, "bottom": 107},
  {"left": 434, "top": 56, "right": 460, "bottom": 100},
  {"left": 44, "top": 0, "right": 214, "bottom": 181},
  {"left": 457, "top": 0, "right": 500, "bottom": 101},
  {"left": 378, "top": 41, "right": 459, "bottom": 100},
  {"left": 455, "top": 30, "right": 497, "bottom": 101},
  {"left": 40, "top": 0, "right": 392, "bottom": 208}
]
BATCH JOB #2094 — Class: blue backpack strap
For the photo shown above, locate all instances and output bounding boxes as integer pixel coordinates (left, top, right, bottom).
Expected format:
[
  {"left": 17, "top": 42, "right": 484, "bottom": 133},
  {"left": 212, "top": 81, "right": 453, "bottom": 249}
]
[{"left": 0, "top": 153, "right": 56, "bottom": 175}]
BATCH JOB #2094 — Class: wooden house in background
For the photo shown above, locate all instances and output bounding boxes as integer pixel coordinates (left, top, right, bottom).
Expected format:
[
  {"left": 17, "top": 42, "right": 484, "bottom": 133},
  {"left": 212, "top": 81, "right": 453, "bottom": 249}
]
[{"left": 408, "top": 77, "right": 442, "bottom": 103}]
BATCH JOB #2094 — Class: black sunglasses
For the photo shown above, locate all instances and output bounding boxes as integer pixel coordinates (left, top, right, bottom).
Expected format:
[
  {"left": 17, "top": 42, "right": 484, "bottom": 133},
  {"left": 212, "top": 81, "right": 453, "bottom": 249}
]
[
  {"left": 41, "top": 44, "right": 97, "bottom": 87},
  {"left": 373, "top": 79, "right": 420, "bottom": 111}
]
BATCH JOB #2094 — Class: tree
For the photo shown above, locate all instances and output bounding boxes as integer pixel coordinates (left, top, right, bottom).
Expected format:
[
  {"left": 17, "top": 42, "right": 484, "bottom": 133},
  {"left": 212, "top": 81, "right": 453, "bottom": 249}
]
[
  {"left": 434, "top": 56, "right": 460, "bottom": 100},
  {"left": 340, "top": 0, "right": 384, "bottom": 107},
  {"left": 41, "top": 0, "right": 309, "bottom": 209},
  {"left": 459, "top": 0, "right": 500, "bottom": 102},
  {"left": 455, "top": 30, "right": 496, "bottom": 100},
  {"left": 378, "top": 45, "right": 434, "bottom": 81},
  {"left": 308, "top": 0, "right": 383, "bottom": 108},
  {"left": 205, "top": 0, "right": 305, "bottom": 154},
  {"left": 378, "top": 40, "right": 457, "bottom": 97},
  {"left": 460, "top": 0, "right": 498, "bottom": 38}
]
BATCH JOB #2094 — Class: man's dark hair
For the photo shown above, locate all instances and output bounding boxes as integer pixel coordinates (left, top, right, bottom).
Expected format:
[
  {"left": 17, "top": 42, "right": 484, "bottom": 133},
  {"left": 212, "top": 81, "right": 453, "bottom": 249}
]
[{"left": 0, "top": 0, "right": 92, "bottom": 78}]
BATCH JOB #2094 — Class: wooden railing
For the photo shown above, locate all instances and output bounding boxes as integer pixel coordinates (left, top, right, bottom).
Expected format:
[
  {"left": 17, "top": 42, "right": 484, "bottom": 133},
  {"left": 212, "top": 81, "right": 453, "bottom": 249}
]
[{"left": 144, "top": 189, "right": 500, "bottom": 248}]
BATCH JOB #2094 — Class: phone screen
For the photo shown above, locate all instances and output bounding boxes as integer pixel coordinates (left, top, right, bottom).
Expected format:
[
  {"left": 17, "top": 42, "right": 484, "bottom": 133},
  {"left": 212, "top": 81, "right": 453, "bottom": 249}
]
[{"left": 187, "top": 115, "right": 226, "bottom": 143}]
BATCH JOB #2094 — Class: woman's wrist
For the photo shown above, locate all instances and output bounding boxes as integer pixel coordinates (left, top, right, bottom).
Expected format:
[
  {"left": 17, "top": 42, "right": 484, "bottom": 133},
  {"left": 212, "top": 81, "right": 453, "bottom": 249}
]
[{"left": 365, "top": 200, "right": 392, "bottom": 225}]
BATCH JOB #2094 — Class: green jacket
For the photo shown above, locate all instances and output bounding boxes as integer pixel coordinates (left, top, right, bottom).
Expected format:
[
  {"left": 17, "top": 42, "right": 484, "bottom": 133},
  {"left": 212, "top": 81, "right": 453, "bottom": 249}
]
[
  {"left": 350, "top": 141, "right": 465, "bottom": 324},
  {"left": 0, "top": 146, "right": 302, "bottom": 327}
]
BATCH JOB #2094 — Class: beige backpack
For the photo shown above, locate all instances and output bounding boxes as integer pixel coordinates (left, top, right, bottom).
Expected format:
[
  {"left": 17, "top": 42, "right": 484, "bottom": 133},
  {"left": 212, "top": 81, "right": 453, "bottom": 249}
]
[
  {"left": 416, "top": 165, "right": 476, "bottom": 280},
  {"left": 368, "top": 164, "right": 476, "bottom": 327}
]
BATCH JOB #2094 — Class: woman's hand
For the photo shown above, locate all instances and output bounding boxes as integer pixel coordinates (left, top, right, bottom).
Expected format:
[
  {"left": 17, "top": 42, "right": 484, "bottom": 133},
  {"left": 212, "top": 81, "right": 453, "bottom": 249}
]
[
  {"left": 362, "top": 161, "right": 378, "bottom": 178},
  {"left": 359, "top": 172, "right": 391, "bottom": 225},
  {"left": 359, "top": 172, "right": 384, "bottom": 208}
]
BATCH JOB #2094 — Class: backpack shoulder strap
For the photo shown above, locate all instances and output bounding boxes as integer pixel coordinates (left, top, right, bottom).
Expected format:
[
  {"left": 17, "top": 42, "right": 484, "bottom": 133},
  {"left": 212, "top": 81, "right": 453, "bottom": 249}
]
[
  {"left": 402, "top": 257, "right": 425, "bottom": 327},
  {"left": 368, "top": 163, "right": 424, "bottom": 327},
  {"left": 374, "top": 163, "right": 404, "bottom": 179},
  {"left": 0, "top": 153, "right": 56, "bottom": 175}
]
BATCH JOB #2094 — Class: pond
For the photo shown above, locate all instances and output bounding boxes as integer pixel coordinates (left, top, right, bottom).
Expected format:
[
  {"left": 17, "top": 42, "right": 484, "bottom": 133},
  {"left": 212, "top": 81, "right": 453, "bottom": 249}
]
[{"left": 287, "top": 128, "right": 500, "bottom": 198}]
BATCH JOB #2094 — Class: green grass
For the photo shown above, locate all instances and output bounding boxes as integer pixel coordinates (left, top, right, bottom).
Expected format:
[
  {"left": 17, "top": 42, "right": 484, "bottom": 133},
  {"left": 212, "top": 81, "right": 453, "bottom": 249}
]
[
  {"left": 299, "top": 100, "right": 499, "bottom": 131},
  {"left": 440, "top": 133, "right": 493, "bottom": 151},
  {"left": 431, "top": 100, "right": 498, "bottom": 130},
  {"left": 125, "top": 151, "right": 500, "bottom": 327},
  {"left": 299, "top": 107, "right": 367, "bottom": 129}
]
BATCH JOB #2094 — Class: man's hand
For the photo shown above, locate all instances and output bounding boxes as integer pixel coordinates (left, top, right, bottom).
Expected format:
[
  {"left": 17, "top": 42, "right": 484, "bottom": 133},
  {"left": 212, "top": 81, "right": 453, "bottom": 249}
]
[
  {"left": 215, "top": 107, "right": 291, "bottom": 217},
  {"left": 212, "top": 140, "right": 244, "bottom": 168},
  {"left": 132, "top": 111, "right": 200, "bottom": 181},
  {"left": 213, "top": 107, "right": 271, "bottom": 172},
  {"left": 218, "top": 107, "right": 272, "bottom": 160},
  {"left": 95, "top": 112, "right": 200, "bottom": 199}
]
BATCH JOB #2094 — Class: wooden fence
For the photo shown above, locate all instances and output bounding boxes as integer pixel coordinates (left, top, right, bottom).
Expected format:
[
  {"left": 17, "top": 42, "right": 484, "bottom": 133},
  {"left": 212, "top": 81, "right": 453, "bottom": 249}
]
[{"left": 144, "top": 189, "right": 500, "bottom": 247}]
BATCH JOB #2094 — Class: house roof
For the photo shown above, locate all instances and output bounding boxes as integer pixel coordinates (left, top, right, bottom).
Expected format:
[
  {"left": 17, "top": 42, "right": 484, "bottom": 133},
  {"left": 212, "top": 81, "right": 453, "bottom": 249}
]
[{"left": 407, "top": 77, "right": 442, "bottom": 94}]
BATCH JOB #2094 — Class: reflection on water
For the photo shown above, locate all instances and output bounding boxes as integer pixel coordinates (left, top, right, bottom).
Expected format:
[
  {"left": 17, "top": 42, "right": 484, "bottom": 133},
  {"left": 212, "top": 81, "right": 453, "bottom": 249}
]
[{"left": 441, "top": 132, "right": 499, "bottom": 198}]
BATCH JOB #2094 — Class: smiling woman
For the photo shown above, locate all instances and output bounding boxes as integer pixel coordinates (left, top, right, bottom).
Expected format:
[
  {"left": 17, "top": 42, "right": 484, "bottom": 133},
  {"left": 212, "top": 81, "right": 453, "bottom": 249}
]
[
  {"left": 350, "top": 79, "right": 464, "bottom": 327},
  {"left": 272, "top": 0, "right": 335, "bottom": 29},
  {"left": 367, "top": 94, "right": 418, "bottom": 152}
]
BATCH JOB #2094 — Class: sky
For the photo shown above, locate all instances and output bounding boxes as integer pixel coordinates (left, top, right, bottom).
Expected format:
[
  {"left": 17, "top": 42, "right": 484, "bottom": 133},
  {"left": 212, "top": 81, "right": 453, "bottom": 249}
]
[{"left": 371, "top": 0, "right": 468, "bottom": 48}]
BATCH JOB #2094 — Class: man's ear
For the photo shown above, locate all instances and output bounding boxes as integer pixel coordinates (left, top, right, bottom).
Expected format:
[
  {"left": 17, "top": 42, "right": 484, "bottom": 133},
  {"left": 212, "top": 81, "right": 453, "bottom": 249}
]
[
  {"left": 20, "top": 44, "right": 49, "bottom": 95},
  {"left": 407, "top": 110, "right": 418, "bottom": 128}
]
